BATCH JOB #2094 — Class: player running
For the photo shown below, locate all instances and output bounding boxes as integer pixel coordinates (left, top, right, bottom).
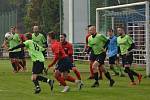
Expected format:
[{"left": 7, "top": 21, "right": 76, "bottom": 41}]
[
  {"left": 47, "top": 31, "right": 83, "bottom": 92},
  {"left": 87, "top": 26, "right": 115, "bottom": 87},
  {"left": 117, "top": 26, "right": 142, "bottom": 85},
  {"left": 83, "top": 25, "right": 103, "bottom": 80},
  {"left": 107, "top": 28, "right": 125, "bottom": 77},
  {"left": 9, "top": 33, "right": 54, "bottom": 94},
  {"left": 60, "top": 33, "right": 83, "bottom": 82}
]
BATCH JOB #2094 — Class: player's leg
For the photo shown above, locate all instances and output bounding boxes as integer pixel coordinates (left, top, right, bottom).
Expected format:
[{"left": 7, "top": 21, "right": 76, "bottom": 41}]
[
  {"left": 101, "top": 64, "right": 115, "bottom": 87},
  {"left": 109, "top": 55, "right": 119, "bottom": 76},
  {"left": 122, "top": 54, "right": 136, "bottom": 85},
  {"left": 19, "top": 50, "right": 27, "bottom": 71},
  {"left": 88, "top": 53, "right": 96, "bottom": 79},
  {"left": 91, "top": 61, "right": 99, "bottom": 87},
  {"left": 98, "top": 66, "right": 103, "bottom": 80},
  {"left": 94, "top": 52, "right": 115, "bottom": 87},
  {"left": 62, "top": 57, "right": 83, "bottom": 91},
  {"left": 32, "top": 61, "right": 54, "bottom": 94},
  {"left": 71, "top": 66, "right": 81, "bottom": 80},
  {"left": 9, "top": 52, "right": 19, "bottom": 72},
  {"left": 126, "top": 53, "right": 142, "bottom": 84},
  {"left": 115, "top": 56, "right": 125, "bottom": 77},
  {"left": 31, "top": 74, "right": 41, "bottom": 94}
]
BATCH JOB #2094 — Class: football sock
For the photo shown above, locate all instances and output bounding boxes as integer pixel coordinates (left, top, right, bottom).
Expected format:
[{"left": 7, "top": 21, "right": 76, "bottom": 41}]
[
  {"left": 105, "top": 72, "right": 112, "bottom": 80},
  {"left": 65, "top": 75, "right": 76, "bottom": 82},
  {"left": 36, "top": 76, "right": 48, "bottom": 83},
  {"left": 55, "top": 75, "right": 66, "bottom": 86},
  {"left": 125, "top": 67, "right": 134, "bottom": 82},
  {"left": 33, "top": 80, "right": 39, "bottom": 87},
  {"left": 11, "top": 62, "right": 17, "bottom": 71},
  {"left": 72, "top": 67, "right": 81, "bottom": 80},
  {"left": 98, "top": 67, "right": 103, "bottom": 78},
  {"left": 90, "top": 62, "right": 94, "bottom": 77},
  {"left": 94, "top": 72, "right": 99, "bottom": 82}
]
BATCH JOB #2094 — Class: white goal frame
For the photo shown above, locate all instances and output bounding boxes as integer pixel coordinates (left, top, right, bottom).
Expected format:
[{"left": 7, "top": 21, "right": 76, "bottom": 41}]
[{"left": 96, "top": 1, "right": 150, "bottom": 76}]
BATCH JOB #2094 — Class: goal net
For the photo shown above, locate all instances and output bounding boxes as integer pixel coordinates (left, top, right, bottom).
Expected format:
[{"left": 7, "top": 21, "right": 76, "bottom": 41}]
[{"left": 96, "top": 1, "right": 150, "bottom": 76}]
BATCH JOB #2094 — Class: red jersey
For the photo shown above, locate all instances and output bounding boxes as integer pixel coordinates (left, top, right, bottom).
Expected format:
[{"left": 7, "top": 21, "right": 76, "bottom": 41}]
[
  {"left": 19, "top": 34, "right": 26, "bottom": 50},
  {"left": 19, "top": 34, "right": 26, "bottom": 42},
  {"left": 61, "top": 41, "right": 73, "bottom": 62},
  {"left": 49, "top": 40, "right": 67, "bottom": 67},
  {"left": 85, "top": 33, "right": 91, "bottom": 50}
]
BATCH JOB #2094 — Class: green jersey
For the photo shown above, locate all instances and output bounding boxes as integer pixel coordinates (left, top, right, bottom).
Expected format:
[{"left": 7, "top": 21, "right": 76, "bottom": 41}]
[
  {"left": 88, "top": 33, "right": 108, "bottom": 55},
  {"left": 8, "top": 33, "right": 21, "bottom": 52},
  {"left": 32, "top": 33, "right": 46, "bottom": 48},
  {"left": 117, "top": 34, "right": 133, "bottom": 55},
  {"left": 23, "top": 40, "right": 45, "bottom": 62}
]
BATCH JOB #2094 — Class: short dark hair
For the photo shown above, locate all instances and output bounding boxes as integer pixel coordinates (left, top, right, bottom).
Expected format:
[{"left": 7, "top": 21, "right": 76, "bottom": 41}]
[
  {"left": 48, "top": 31, "right": 57, "bottom": 39},
  {"left": 60, "top": 33, "right": 67, "bottom": 38},
  {"left": 87, "top": 25, "right": 93, "bottom": 28},
  {"left": 107, "top": 28, "right": 113, "bottom": 32},
  {"left": 117, "top": 26, "right": 125, "bottom": 30}
]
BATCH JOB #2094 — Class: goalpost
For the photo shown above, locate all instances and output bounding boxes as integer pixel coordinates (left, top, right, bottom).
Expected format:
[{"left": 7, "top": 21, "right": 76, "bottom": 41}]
[{"left": 96, "top": 1, "right": 150, "bottom": 76}]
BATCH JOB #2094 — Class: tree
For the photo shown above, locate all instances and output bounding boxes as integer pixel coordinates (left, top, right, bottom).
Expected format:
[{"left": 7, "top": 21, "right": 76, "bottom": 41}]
[{"left": 24, "top": 0, "right": 60, "bottom": 33}]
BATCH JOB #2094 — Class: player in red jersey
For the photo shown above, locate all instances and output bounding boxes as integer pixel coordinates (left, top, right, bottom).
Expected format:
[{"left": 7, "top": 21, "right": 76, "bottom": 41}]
[
  {"left": 60, "top": 33, "right": 83, "bottom": 82},
  {"left": 83, "top": 25, "right": 103, "bottom": 80},
  {"left": 47, "top": 31, "right": 83, "bottom": 92},
  {"left": 14, "top": 27, "right": 27, "bottom": 71}
]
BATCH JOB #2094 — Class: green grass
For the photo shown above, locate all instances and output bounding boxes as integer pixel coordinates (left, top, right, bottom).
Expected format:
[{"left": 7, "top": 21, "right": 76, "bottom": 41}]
[{"left": 0, "top": 59, "right": 150, "bottom": 100}]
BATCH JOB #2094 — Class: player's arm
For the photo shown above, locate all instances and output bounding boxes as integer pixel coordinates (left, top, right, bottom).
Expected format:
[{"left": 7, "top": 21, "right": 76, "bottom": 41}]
[
  {"left": 1, "top": 39, "right": 8, "bottom": 49},
  {"left": 48, "top": 45, "right": 59, "bottom": 68},
  {"left": 42, "top": 34, "right": 48, "bottom": 48},
  {"left": 86, "top": 47, "right": 92, "bottom": 54},
  {"left": 103, "top": 39, "right": 110, "bottom": 50},
  {"left": 9, "top": 44, "right": 25, "bottom": 51},
  {"left": 102, "top": 35, "right": 110, "bottom": 51},
  {"left": 127, "top": 35, "right": 135, "bottom": 53}
]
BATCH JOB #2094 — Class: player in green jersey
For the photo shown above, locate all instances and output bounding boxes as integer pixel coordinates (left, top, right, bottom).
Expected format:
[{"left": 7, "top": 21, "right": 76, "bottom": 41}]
[
  {"left": 9, "top": 33, "right": 54, "bottom": 94},
  {"left": 32, "top": 26, "right": 47, "bottom": 57},
  {"left": 117, "top": 26, "right": 142, "bottom": 85},
  {"left": 2, "top": 26, "right": 23, "bottom": 72},
  {"left": 88, "top": 25, "right": 115, "bottom": 87}
]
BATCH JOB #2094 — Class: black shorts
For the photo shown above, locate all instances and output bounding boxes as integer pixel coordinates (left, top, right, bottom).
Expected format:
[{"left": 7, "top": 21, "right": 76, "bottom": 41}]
[
  {"left": 109, "top": 55, "right": 117, "bottom": 64},
  {"left": 96, "top": 52, "right": 106, "bottom": 64},
  {"left": 56, "top": 57, "right": 73, "bottom": 72},
  {"left": 121, "top": 53, "right": 133, "bottom": 66},
  {"left": 18, "top": 50, "right": 25, "bottom": 59},
  {"left": 32, "top": 61, "right": 44, "bottom": 74},
  {"left": 9, "top": 51, "right": 20, "bottom": 59},
  {"left": 89, "top": 53, "right": 99, "bottom": 61}
]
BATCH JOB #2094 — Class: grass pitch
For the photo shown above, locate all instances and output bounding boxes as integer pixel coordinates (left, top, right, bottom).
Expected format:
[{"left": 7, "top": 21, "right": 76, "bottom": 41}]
[{"left": 0, "top": 59, "right": 150, "bottom": 100}]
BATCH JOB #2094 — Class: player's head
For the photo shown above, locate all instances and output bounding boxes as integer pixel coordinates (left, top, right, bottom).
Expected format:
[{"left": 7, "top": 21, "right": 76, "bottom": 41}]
[
  {"left": 47, "top": 31, "right": 57, "bottom": 42},
  {"left": 25, "top": 32, "right": 32, "bottom": 40},
  {"left": 10, "top": 26, "right": 15, "bottom": 34},
  {"left": 85, "top": 25, "right": 92, "bottom": 32},
  {"left": 107, "top": 28, "right": 114, "bottom": 36},
  {"left": 117, "top": 26, "right": 125, "bottom": 36},
  {"left": 89, "top": 25, "right": 96, "bottom": 35},
  {"left": 60, "top": 33, "right": 67, "bottom": 43},
  {"left": 14, "top": 26, "right": 20, "bottom": 34},
  {"left": 33, "top": 26, "right": 39, "bottom": 33}
]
